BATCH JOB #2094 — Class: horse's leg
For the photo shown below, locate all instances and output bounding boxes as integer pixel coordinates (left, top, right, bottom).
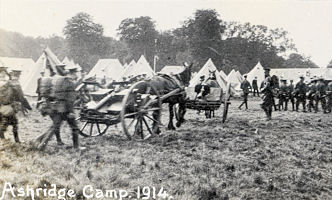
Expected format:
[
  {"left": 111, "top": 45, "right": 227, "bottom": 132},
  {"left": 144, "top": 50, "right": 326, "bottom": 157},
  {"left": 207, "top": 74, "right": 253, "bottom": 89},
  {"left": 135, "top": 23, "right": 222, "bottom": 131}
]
[
  {"left": 167, "top": 103, "right": 176, "bottom": 130},
  {"left": 176, "top": 102, "right": 186, "bottom": 127}
]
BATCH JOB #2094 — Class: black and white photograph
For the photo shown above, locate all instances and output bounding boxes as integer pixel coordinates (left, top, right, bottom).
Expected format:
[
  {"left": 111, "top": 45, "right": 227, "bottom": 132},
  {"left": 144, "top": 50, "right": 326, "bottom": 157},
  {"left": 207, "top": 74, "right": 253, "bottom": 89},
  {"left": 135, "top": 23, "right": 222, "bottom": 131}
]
[{"left": 0, "top": 0, "right": 331, "bottom": 199}]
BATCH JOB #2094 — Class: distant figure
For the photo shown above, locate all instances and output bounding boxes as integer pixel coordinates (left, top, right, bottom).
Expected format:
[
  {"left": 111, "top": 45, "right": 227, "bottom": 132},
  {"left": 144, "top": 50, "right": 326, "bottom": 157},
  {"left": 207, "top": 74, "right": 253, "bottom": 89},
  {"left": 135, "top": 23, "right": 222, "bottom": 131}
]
[
  {"left": 326, "top": 81, "right": 332, "bottom": 113},
  {"left": 288, "top": 80, "right": 295, "bottom": 111},
  {"left": 260, "top": 68, "right": 274, "bottom": 120},
  {"left": 315, "top": 77, "right": 327, "bottom": 113},
  {"left": 252, "top": 77, "right": 259, "bottom": 97},
  {"left": 278, "top": 79, "right": 288, "bottom": 111},
  {"left": 239, "top": 74, "right": 252, "bottom": 110},
  {"left": 307, "top": 77, "right": 317, "bottom": 112},
  {"left": 294, "top": 75, "right": 307, "bottom": 112}
]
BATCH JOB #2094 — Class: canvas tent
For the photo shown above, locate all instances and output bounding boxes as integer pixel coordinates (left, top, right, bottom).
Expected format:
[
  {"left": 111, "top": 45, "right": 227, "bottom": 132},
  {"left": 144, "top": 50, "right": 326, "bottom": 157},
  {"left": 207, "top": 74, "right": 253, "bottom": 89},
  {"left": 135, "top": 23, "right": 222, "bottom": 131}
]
[
  {"left": 0, "top": 57, "right": 35, "bottom": 86},
  {"left": 247, "top": 62, "right": 266, "bottom": 87},
  {"left": 236, "top": 71, "right": 244, "bottom": 82},
  {"left": 226, "top": 69, "right": 242, "bottom": 87},
  {"left": 120, "top": 55, "right": 154, "bottom": 79},
  {"left": 87, "top": 59, "right": 123, "bottom": 82},
  {"left": 189, "top": 58, "right": 227, "bottom": 90},
  {"left": 219, "top": 69, "right": 227, "bottom": 80},
  {"left": 23, "top": 47, "right": 62, "bottom": 96}
]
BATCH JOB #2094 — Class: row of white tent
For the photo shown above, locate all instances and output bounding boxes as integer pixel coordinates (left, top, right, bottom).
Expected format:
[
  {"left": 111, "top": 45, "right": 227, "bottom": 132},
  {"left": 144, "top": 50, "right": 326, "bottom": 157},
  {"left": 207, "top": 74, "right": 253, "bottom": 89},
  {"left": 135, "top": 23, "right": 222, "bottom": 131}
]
[
  {"left": 0, "top": 47, "right": 83, "bottom": 96},
  {"left": 86, "top": 55, "right": 155, "bottom": 82},
  {"left": 3, "top": 46, "right": 332, "bottom": 97}
]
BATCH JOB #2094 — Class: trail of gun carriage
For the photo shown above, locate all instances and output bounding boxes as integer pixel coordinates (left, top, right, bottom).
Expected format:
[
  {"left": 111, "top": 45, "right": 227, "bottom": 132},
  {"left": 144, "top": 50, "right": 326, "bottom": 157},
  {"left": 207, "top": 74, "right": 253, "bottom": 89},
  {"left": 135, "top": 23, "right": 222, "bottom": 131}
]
[{"left": 1, "top": 10, "right": 332, "bottom": 200}]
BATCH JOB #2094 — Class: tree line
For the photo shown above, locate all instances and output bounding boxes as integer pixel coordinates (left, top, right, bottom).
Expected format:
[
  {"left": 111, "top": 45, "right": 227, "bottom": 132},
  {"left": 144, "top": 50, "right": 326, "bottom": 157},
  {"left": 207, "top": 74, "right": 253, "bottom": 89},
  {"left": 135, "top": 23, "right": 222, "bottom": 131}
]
[{"left": 0, "top": 9, "right": 321, "bottom": 74}]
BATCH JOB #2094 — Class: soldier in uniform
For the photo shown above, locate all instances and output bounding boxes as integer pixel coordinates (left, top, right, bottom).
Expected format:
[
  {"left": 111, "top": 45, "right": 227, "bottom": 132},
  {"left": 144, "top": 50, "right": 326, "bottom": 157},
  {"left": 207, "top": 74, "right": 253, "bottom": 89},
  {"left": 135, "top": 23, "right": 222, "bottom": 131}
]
[
  {"left": 0, "top": 66, "right": 28, "bottom": 143},
  {"left": 252, "top": 77, "right": 259, "bottom": 97},
  {"left": 36, "top": 64, "right": 81, "bottom": 150},
  {"left": 288, "top": 80, "right": 295, "bottom": 111},
  {"left": 306, "top": 77, "right": 317, "bottom": 112},
  {"left": 239, "top": 74, "right": 252, "bottom": 110},
  {"left": 326, "top": 81, "right": 332, "bottom": 113},
  {"left": 278, "top": 79, "right": 288, "bottom": 111},
  {"left": 260, "top": 68, "right": 274, "bottom": 120},
  {"left": 315, "top": 77, "right": 327, "bottom": 113},
  {"left": 9, "top": 70, "right": 31, "bottom": 114},
  {"left": 294, "top": 75, "right": 307, "bottom": 112}
]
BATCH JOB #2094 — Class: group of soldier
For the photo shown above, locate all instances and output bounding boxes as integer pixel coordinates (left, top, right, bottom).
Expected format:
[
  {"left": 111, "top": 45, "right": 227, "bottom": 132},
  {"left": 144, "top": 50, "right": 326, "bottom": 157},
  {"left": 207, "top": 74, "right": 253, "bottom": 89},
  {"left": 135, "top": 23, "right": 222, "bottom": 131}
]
[
  {"left": 0, "top": 62, "right": 82, "bottom": 150},
  {"left": 240, "top": 68, "right": 332, "bottom": 120}
]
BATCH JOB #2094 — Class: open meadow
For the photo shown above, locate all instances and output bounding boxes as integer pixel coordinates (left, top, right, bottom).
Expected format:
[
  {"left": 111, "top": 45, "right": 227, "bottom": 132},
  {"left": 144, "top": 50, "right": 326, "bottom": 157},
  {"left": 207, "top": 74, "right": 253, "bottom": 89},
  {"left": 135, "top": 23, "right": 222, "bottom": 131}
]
[{"left": 0, "top": 98, "right": 331, "bottom": 200}]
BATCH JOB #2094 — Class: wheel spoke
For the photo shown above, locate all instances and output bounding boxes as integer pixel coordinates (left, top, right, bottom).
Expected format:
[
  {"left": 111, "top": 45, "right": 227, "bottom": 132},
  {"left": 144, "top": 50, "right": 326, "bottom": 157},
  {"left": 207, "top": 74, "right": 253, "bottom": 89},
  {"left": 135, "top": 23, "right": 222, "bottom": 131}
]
[
  {"left": 96, "top": 123, "right": 101, "bottom": 133},
  {"left": 80, "top": 121, "right": 88, "bottom": 132},
  {"left": 144, "top": 114, "right": 160, "bottom": 124},
  {"left": 127, "top": 118, "right": 137, "bottom": 129},
  {"left": 142, "top": 117, "right": 154, "bottom": 136},
  {"left": 89, "top": 123, "right": 94, "bottom": 136},
  {"left": 142, "top": 107, "right": 161, "bottom": 112},
  {"left": 124, "top": 111, "right": 140, "bottom": 118}
]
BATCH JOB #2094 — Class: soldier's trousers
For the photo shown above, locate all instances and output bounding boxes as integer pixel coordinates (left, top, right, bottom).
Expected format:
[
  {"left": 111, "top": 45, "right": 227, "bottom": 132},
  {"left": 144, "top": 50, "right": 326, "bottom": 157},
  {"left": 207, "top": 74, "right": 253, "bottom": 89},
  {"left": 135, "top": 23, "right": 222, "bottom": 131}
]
[
  {"left": 327, "top": 96, "right": 332, "bottom": 112},
  {"left": 239, "top": 92, "right": 249, "bottom": 109},
  {"left": 39, "top": 112, "right": 79, "bottom": 148},
  {"left": 278, "top": 96, "right": 288, "bottom": 110},
  {"left": 308, "top": 96, "right": 315, "bottom": 112},
  {"left": 0, "top": 114, "right": 19, "bottom": 142},
  {"left": 296, "top": 96, "right": 306, "bottom": 111},
  {"left": 253, "top": 89, "right": 259, "bottom": 97},
  {"left": 315, "top": 97, "right": 327, "bottom": 113},
  {"left": 261, "top": 95, "right": 274, "bottom": 120}
]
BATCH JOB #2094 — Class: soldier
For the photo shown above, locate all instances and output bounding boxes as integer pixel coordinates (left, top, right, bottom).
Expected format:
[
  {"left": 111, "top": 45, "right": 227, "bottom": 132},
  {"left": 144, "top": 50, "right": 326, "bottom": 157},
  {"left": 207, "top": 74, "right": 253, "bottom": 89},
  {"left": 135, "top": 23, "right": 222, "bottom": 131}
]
[
  {"left": 260, "top": 68, "right": 274, "bottom": 120},
  {"left": 315, "top": 77, "right": 327, "bottom": 113},
  {"left": 36, "top": 64, "right": 81, "bottom": 150},
  {"left": 0, "top": 66, "right": 28, "bottom": 143},
  {"left": 326, "top": 81, "right": 332, "bottom": 113},
  {"left": 306, "top": 77, "right": 317, "bottom": 112},
  {"left": 278, "top": 79, "right": 288, "bottom": 111},
  {"left": 239, "top": 74, "right": 252, "bottom": 110},
  {"left": 9, "top": 70, "right": 31, "bottom": 115},
  {"left": 252, "top": 77, "right": 259, "bottom": 97},
  {"left": 288, "top": 80, "right": 295, "bottom": 111},
  {"left": 294, "top": 75, "right": 307, "bottom": 112}
]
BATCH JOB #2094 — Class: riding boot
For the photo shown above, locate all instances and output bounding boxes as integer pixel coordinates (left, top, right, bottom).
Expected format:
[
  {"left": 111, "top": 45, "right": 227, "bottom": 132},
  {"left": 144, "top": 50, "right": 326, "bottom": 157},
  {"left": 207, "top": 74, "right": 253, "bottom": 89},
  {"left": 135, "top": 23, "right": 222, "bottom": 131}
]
[
  {"left": 0, "top": 131, "right": 4, "bottom": 139},
  {"left": 285, "top": 102, "right": 288, "bottom": 111},
  {"left": 245, "top": 102, "right": 248, "bottom": 110}
]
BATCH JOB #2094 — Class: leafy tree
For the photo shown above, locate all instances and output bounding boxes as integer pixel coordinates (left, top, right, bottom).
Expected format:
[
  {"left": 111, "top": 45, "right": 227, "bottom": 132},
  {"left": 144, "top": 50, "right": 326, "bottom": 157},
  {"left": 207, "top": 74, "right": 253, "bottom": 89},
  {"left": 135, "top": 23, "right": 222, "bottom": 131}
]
[
  {"left": 117, "top": 16, "right": 158, "bottom": 65},
  {"left": 283, "top": 53, "right": 318, "bottom": 68},
  {"left": 63, "top": 12, "right": 106, "bottom": 71},
  {"left": 177, "top": 9, "right": 224, "bottom": 71}
]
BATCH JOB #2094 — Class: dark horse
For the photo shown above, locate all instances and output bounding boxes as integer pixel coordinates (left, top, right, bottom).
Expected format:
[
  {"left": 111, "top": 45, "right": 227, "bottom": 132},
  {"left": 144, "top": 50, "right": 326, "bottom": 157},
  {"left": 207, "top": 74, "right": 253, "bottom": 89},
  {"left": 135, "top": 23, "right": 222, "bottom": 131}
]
[{"left": 148, "top": 62, "right": 192, "bottom": 131}]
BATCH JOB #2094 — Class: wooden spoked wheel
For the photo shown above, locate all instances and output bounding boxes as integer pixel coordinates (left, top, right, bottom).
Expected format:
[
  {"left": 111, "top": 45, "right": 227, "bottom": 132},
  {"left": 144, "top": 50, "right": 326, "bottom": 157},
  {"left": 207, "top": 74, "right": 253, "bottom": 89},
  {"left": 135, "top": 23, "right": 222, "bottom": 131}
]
[
  {"left": 222, "top": 83, "right": 231, "bottom": 123},
  {"left": 78, "top": 119, "right": 110, "bottom": 137},
  {"left": 121, "top": 81, "right": 162, "bottom": 140}
]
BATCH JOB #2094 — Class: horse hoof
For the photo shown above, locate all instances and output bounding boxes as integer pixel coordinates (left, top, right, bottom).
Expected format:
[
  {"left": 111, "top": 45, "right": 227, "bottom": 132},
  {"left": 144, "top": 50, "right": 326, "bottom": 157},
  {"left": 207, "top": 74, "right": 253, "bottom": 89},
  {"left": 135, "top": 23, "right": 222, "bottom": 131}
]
[
  {"left": 176, "top": 122, "right": 181, "bottom": 128},
  {"left": 167, "top": 125, "right": 176, "bottom": 130}
]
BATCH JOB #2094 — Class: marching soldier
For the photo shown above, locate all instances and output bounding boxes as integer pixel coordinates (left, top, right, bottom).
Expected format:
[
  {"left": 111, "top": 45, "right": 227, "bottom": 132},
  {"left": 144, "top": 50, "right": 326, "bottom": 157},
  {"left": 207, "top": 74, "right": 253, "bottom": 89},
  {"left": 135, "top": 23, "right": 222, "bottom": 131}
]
[
  {"left": 0, "top": 66, "right": 28, "bottom": 143},
  {"left": 315, "top": 77, "right": 327, "bottom": 113},
  {"left": 288, "top": 80, "right": 295, "bottom": 111},
  {"left": 307, "top": 77, "right": 317, "bottom": 112},
  {"left": 278, "top": 79, "right": 288, "bottom": 111},
  {"left": 260, "top": 68, "right": 274, "bottom": 120},
  {"left": 239, "top": 74, "right": 252, "bottom": 110},
  {"left": 294, "top": 75, "right": 307, "bottom": 112},
  {"left": 36, "top": 64, "right": 81, "bottom": 150}
]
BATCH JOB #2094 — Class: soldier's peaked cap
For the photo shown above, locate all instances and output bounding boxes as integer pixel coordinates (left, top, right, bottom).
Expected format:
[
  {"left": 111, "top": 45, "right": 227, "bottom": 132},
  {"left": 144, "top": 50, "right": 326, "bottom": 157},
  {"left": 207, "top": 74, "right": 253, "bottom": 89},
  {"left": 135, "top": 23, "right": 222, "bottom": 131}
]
[{"left": 263, "top": 68, "right": 270, "bottom": 71}]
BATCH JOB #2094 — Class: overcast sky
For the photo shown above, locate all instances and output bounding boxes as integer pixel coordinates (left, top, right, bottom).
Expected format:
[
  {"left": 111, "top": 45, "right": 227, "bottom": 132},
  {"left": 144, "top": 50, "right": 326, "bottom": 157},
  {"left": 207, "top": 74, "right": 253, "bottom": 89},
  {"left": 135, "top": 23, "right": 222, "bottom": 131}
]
[{"left": 0, "top": 0, "right": 331, "bottom": 67}]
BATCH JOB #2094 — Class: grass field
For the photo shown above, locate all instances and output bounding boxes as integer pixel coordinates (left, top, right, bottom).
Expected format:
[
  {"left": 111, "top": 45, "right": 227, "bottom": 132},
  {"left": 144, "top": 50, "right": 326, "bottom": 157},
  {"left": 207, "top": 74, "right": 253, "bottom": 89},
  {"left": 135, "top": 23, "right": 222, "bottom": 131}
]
[{"left": 0, "top": 98, "right": 331, "bottom": 200}]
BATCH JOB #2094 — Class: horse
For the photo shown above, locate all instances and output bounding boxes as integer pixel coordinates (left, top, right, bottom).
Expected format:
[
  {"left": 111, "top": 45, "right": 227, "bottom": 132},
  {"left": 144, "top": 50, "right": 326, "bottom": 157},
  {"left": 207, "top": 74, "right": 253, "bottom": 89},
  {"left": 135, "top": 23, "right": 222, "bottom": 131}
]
[{"left": 146, "top": 62, "right": 192, "bottom": 132}]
